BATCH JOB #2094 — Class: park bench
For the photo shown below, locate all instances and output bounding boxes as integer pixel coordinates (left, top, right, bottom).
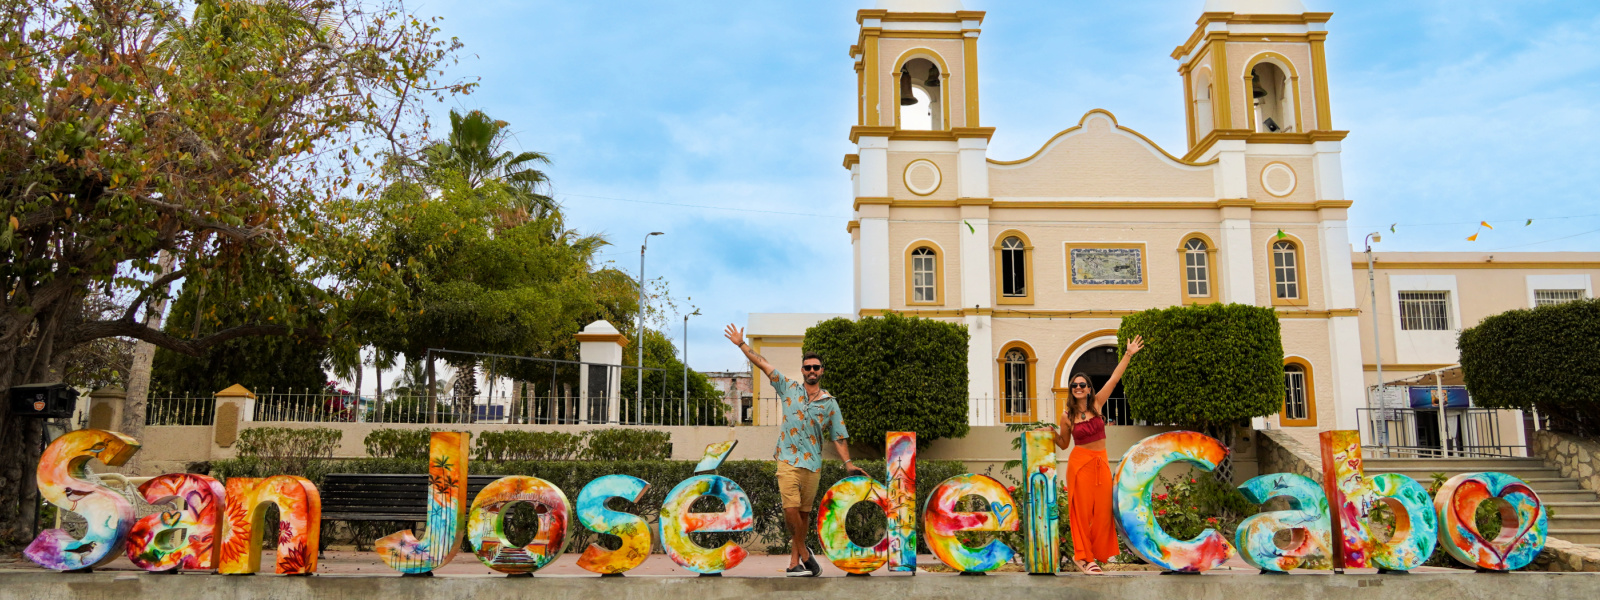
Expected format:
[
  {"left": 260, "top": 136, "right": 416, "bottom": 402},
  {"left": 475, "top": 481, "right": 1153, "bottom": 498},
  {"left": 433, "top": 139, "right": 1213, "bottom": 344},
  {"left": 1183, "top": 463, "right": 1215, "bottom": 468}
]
[{"left": 320, "top": 473, "right": 501, "bottom": 522}]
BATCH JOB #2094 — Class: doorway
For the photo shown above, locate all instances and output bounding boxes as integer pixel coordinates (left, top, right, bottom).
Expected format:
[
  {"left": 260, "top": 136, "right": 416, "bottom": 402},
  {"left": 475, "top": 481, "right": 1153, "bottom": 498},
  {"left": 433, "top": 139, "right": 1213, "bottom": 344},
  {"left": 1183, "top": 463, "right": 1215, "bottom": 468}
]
[{"left": 1067, "top": 345, "right": 1135, "bottom": 425}]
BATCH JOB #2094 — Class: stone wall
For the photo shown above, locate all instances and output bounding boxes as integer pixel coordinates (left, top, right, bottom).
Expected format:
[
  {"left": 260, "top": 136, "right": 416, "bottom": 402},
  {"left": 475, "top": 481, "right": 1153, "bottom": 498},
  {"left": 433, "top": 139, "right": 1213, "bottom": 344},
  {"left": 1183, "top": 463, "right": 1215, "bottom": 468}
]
[
  {"left": 1531, "top": 430, "right": 1600, "bottom": 493},
  {"left": 1255, "top": 428, "right": 1321, "bottom": 479},
  {"left": 1532, "top": 538, "right": 1600, "bottom": 572}
]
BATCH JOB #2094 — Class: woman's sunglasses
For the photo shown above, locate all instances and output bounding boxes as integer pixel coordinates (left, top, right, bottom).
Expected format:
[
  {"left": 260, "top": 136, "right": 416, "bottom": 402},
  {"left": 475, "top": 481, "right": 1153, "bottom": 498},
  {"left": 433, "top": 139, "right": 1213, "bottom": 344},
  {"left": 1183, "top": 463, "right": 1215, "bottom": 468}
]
[{"left": 1070, "top": 382, "right": 1090, "bottom": 389}]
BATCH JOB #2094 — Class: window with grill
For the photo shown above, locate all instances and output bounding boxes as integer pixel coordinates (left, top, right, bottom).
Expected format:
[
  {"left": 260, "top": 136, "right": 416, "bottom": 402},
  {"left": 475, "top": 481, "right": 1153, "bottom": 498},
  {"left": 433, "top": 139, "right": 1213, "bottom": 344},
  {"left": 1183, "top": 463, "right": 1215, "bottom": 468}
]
[
  {"left": 1283, "top": 364, "right": 1308, "bottom": 422},
  {"left": 1001, "top": 237, "right": 1027, "bottom": 297},
  {"left": 1184, "top": 238, "right": 1210, "bottom": 297},
  {"left": 1398, "top": 291, "right": 1451, "bottom": 331},
  {"left": 1535, "top": 289, "right": 1586, "bottom": 307},
  {"left": 911, "top": 247, "right": 937, "bottom": 303},
  {"left": 1003, "top": 348, "right": 1029, "bottom": 415},
  {"left": 1272, "top": 240, "right": 1299, "bottom": 299}
]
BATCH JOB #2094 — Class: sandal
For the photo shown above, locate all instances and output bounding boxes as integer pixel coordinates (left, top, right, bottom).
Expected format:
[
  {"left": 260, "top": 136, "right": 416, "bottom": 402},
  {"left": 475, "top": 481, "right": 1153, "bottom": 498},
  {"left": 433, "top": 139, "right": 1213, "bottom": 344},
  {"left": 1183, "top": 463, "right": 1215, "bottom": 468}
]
[{"left": 1078, "top": 560, "right": 1104, "bottom": 575}]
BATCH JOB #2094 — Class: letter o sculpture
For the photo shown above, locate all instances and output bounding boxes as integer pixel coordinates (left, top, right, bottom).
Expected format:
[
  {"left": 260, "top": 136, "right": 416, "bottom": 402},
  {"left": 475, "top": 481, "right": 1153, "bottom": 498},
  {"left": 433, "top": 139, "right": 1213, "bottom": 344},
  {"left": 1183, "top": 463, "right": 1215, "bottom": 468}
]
[
  {"left": 467, "top": 476, "right": 572, "bottom": 575},
  {"left": 815, "top": 475, "right": 890, "bottom": 574}
]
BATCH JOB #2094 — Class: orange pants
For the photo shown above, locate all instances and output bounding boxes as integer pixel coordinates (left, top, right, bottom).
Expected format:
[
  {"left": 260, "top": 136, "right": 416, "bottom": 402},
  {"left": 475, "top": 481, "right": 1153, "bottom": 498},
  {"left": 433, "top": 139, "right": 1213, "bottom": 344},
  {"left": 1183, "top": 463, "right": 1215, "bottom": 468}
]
[{"left": 1066, "top": 447, "right": 1118, "bottom": 562}]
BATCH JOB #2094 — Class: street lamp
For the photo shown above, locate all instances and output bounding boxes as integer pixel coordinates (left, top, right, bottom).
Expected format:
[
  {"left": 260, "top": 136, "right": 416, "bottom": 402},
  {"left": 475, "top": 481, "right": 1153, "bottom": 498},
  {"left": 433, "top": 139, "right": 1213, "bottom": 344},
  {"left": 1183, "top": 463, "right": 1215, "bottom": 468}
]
[
  {"left": 683, "top": 308, "right": 700, "bottom": 426},
  {"left": 638, "top": 231, "right": 663, "bottom": 425},
  {"left": 1365, "top": 232, "right": 1385, "bottom": 450}
]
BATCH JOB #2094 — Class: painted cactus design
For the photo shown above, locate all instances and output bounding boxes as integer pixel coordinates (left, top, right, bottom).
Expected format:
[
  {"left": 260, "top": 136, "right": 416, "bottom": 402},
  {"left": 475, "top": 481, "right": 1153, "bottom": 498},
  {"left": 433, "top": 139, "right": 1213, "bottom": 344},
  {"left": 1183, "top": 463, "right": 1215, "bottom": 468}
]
[
  {"left": 126, "top": 473, "right": 226, "bottom": 571},
  {"left": 25, "top": 429, "right": 141, "bottom": 571},
  {"left": 660, "top": 474, "right": 753, "bottom": 574},
  {"left": 219, "top": 476, "right": 322, "bottom": 575},
  {"left": 922, "top": 473, "right": 1018, "bottom": 573},
  {"left": 885, "top": 431, "right": 917, "bottom": 572},
  {"left": 575, "top": 474, "right": 653, "bottom": 574},
  {"left": 1021, "top": 429, "right": 1059, "bottom": 574},
  {"left": 1435, "top": 472, "right": 1547, "bottom": 571},
  {"left": 1235, "top": 473, "right": 1331, "bottom": 572},
  {"left": 467, "top": 475, "right": 572, "bottom": 574},
  {"left": 816, "top": 475, "right": 889, "bottom": 574},
  {"left": 1112, "top": 431, "right": 1235, "bottom": 573},
  {"left": 375, "top": 431, "right": 470, "bottom": 574}
]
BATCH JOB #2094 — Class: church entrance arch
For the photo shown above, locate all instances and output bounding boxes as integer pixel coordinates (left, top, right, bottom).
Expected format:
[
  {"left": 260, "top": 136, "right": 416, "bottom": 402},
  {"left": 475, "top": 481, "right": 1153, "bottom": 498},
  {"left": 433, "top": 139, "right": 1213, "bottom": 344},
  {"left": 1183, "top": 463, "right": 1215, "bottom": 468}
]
[{"left": 1055, "top": 330, "right": 1137, "bottom": 426}]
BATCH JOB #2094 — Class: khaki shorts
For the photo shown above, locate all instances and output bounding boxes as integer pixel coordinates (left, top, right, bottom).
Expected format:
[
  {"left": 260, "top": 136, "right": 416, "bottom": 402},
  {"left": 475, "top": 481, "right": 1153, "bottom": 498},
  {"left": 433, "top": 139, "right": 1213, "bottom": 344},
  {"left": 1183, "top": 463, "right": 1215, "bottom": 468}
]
[{"left": 776, "top": 461, "right": 821, "bottom": 510}]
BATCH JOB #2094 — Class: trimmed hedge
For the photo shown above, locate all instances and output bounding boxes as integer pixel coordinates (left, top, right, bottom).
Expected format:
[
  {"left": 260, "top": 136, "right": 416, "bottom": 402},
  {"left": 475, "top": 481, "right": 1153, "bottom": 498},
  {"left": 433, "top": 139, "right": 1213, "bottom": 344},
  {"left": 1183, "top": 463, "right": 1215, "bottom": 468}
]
[
  {"left": 1460, "top": 298, "right": 1600, "bottom": 437},
  {"left": 804, "top": 312, "right": 970, "bottom": 449},
  {"left": 208, "top": 457, "right": 968, "bottom": 553},
  {"left": 1118, "top": 303, "right": 1284, "bottom": 429}
]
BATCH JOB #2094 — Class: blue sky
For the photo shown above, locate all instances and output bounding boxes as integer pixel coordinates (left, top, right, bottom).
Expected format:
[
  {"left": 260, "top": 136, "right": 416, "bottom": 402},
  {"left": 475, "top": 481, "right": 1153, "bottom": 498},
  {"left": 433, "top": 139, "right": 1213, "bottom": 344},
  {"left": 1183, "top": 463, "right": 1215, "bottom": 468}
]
[{"left": 394, "top": 0, "right": 1600, "bottom": 375}]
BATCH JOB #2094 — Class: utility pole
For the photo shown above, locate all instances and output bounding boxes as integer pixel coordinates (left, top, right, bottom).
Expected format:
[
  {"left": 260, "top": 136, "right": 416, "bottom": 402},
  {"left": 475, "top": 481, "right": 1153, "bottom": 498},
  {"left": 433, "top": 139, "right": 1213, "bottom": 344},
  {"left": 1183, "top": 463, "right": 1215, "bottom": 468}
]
[
  {"left": 1365, "top": 233, "right": 1386, "bottom": 451},
  {"left": 638, "top": 231, "right": 663, "bottom": 425},
  {"left": 683, "top": 308, "right": 700, "bottom": 425}
]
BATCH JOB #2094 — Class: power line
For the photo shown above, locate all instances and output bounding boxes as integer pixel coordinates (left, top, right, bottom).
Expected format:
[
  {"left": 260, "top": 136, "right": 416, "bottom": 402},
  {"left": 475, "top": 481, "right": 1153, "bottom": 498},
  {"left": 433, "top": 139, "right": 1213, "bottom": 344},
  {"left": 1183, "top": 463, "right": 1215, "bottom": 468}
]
[
  {"left": 1487, "top": 226, "right": 1600, "bottom": 251},
  {"left": 558, "top": 193, "right": 846, "bottom": 219}
]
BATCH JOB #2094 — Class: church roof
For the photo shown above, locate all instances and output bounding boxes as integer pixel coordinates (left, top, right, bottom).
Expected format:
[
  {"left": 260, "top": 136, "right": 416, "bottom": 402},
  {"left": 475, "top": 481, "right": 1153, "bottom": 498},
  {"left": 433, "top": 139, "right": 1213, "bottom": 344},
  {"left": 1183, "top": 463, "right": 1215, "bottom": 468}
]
[{"left": 1201, "top": 0, "right": 1307, "bottom": 14}]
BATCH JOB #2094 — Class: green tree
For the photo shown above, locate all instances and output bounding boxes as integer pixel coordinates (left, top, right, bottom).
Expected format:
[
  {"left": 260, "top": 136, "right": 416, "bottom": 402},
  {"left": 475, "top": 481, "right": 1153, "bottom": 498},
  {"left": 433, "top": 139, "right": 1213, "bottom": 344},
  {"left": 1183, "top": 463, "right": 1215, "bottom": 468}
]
[
  {"left": 0, "top": 0, "right": 465, "bottom": 544},
  {"left": 1459, "top": 298, "right": 1600, "bottom": 437},
  {"left": 802, "top": 313, "right": 971, "bottom": 451},
  {"left": 1118, "top": 303, "right": 1284, "bottom": 479}
]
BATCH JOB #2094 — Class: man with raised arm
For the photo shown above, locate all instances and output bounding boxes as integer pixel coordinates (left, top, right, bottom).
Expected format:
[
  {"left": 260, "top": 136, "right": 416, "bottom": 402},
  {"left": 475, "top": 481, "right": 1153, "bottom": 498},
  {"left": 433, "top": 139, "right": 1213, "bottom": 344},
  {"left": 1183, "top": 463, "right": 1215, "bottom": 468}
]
[{"left": 725, "top": 324, "right": 865, "bottom": 577}]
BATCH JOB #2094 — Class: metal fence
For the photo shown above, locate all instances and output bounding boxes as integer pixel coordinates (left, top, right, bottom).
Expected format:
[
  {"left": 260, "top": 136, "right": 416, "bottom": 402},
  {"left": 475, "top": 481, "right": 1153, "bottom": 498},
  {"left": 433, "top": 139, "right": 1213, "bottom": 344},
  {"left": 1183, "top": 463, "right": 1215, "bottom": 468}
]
[
  {"left": 147, "top": 392, "right": 217, "bottom": 426},
  {"left": 1357, "top": 407, "right": 1523, "bottom": 458},
  {"left": 146, "top": 390, "right": 738, "bottom": 427}
]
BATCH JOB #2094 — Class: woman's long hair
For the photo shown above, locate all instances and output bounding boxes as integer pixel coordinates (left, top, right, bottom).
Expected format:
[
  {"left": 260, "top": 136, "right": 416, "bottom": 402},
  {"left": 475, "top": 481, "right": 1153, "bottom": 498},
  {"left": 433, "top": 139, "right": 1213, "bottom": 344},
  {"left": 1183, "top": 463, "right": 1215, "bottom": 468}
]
[{"left": 1066, "top": 371, "right": 1101, "bottom": 424}]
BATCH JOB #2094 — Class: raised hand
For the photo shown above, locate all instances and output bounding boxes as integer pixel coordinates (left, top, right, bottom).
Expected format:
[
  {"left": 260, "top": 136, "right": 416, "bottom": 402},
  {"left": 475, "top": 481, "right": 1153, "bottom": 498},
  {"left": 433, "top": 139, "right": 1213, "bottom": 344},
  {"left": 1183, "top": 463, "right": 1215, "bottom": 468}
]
[
  {"left": 1126, "top": 334, "right": 1145, "bottom": 356},
  {"left": 724, "top": 324, "right": 746, "bottom": 347}
]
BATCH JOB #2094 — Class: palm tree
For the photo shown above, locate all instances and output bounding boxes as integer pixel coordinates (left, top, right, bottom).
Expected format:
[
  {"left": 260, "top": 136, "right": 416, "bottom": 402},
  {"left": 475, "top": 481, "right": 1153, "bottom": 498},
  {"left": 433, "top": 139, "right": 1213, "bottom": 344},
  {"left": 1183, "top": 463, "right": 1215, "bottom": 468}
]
[{"left": 421, "top": 109, "right": 557, "bottom": 220}]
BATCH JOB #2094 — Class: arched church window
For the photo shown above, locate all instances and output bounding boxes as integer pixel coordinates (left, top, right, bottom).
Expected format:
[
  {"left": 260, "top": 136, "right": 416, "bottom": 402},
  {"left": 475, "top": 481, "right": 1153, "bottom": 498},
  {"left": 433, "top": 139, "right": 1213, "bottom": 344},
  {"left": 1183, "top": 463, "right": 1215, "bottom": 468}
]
[
  {"left": 1250, "top": 62, "right": 1294, "bottom": 133},
  {"left": 1194, "top": 72, "right": 1215, "bottom": 135},
  {"left": 1184, "top": 238, "right": 1211, "bottom": 298},
  {"left": 1004, "top": 348, "right": 1029, "bottom": 416},
  {"left": 897, "top": 58, "right": 943, "bottom": 131},
  {"left": 1001, "top": 237, "right": 1027, "bottom": 297},
  {"left": 911, "top": 247, "right": 937, "bottom": 304},
  {"left": 1272, "top": 240, "right": 1301, "bottom": 300}
]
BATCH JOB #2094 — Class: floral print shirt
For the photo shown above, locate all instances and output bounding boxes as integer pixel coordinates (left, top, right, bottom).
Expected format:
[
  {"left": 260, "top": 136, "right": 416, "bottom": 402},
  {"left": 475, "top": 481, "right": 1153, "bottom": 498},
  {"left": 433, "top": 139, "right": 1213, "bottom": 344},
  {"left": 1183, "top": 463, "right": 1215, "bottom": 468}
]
[{"left": 769, "top": 370, "right": 849, "bottom": 471}]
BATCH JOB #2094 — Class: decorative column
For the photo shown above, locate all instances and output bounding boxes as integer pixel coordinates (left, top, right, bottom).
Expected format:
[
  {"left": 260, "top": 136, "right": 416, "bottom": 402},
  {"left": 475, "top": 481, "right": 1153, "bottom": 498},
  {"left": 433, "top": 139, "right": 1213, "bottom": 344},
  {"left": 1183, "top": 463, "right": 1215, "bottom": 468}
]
[
  {"left": 576, "top": 320, "right": 629, "bottom": 425},
  {"left": 86, "top": 387, "right": 126, "bottom": 432},
  {"left": 212, "top": 384, "right": 256, "bottom": 454}
]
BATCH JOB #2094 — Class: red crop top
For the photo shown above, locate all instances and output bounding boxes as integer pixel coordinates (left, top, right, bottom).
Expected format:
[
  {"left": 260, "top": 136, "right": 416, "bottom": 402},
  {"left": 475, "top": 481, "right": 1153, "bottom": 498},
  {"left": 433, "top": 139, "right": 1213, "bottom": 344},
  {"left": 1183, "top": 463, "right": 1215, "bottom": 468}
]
[{"left": 1071, "top": 415, "right": 1106, "bottom": 445}]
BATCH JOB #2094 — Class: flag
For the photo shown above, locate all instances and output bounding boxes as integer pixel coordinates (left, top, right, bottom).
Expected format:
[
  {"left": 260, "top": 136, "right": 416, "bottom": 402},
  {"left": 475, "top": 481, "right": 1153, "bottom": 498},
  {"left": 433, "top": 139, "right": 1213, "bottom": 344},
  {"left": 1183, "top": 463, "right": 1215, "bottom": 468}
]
[
  {"left": 1390, "top": 223, "right": 1397, "bottom": 233},
  {"left": 1526, "top": 219, "right": 1533, "bottom": 226},
  {"left": 1481, "top": 221, "right": 1494, "bottom": 230},
  {"left": 1467, "top": 233, "right": 1479, "bottom": 242},
  {"left": 1276, "top": 229, "right": 1286, "bottom": 239},
  {"left": 963, "top": 220, "right": 975, "bottom": 234}
]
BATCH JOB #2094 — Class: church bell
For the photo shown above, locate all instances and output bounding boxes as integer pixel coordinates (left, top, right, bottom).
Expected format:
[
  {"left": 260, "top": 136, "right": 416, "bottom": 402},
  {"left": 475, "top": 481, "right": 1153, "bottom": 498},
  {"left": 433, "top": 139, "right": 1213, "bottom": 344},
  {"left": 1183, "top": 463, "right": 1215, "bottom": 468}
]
[
  {"left": 926, "top": 65, "right": 940, "bottom": 88},
  {"left": 900, "top": 66, "right": 916, "bottom": 105}
]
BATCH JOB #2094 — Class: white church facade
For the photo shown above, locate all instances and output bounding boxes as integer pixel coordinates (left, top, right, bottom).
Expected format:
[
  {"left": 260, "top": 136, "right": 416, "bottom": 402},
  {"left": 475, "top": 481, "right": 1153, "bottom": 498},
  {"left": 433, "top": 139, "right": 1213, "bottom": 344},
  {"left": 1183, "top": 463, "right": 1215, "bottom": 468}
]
[{"left": 746, "top": 0, "right": 1600, "bottom": 453}]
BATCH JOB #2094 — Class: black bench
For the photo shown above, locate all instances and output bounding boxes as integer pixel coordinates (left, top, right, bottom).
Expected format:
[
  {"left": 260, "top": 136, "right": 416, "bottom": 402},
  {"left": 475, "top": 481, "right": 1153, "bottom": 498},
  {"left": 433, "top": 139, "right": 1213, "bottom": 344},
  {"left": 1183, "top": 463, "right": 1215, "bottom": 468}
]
[{"left": 321, "top": 473, "right": 502, "bottom": 522}]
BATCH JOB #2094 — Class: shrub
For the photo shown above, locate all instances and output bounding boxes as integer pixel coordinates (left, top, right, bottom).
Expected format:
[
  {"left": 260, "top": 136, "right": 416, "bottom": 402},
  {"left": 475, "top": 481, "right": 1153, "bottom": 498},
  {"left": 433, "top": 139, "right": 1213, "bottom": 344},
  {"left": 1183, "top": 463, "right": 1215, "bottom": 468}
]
[
  {"left": 804, "top": 312, "right": 970, "bottom": 450},
  {"left": 363, "top": 428, "right": 434, "bottom": 460},
  {"left": 1118, "top": 304, "right": 1284, "bottom": 430},
  {"left": 234, "top": 427, "right": 342, "bottom": 476},
  {"left": 583, "top": 429, "right": 671, "bottom": 461},
  {"left": 472, "top": 431, "right": 586, "bottom": 461},
  {"left": 1459, "top": 298, "right": 1600, "bottom": 437}
]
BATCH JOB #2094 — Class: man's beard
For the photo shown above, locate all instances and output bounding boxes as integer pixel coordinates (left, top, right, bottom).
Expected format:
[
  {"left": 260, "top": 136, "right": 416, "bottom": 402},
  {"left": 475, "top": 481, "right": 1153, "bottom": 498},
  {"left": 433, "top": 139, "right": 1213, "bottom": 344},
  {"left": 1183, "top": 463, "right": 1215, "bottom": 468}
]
[{"left": 805, "top": 375, "right": 820, "bottom": 385}]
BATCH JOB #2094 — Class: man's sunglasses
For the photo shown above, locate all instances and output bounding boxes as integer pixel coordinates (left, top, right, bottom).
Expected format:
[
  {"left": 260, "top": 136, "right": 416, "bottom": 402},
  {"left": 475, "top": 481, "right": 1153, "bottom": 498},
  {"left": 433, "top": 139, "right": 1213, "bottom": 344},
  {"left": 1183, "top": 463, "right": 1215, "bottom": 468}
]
[
  {"left": 1069, "top": 382, "right": 1090, "bottom": 389},
  {"left": 802, "top": 365, "right": 823, "bottom": 372}
]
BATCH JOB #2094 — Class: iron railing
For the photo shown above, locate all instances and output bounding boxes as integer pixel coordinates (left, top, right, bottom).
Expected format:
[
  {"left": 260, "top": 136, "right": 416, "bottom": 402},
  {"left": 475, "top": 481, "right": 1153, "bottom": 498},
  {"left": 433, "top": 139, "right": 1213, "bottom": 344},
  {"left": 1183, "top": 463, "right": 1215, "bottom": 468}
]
[{"left": 1357, "top": 407, "right": 1524, "bottom": 458}]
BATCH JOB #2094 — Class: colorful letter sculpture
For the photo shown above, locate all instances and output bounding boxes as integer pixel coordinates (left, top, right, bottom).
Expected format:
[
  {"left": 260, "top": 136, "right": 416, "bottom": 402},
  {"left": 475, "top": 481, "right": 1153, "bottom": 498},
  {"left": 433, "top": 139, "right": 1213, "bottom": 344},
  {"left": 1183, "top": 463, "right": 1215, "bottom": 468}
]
[
  {"left": 1112, "top": 431, "right": 1236, "bottom": 573},
  {"left": 1434, "top": 472, "right": 1548, "bottom": 571},
  {"left": 660, "top": 474, "right": 754, "bottom": 574},
  {"left": 816, "top": 476, "right": 890, "bottom": 574},
  {"left": 693, "top": 440, "right": 738, "bottom": 473},
  {"left": 575, "top": 474, "right": 653, "bottom": 574},
  {"left": 922, "top": 473, "right": 1018, "bottom": 573},
  {"left": 219, "top": 476, "right": 322, "bottom": 575},
  {"left": 815, "top": 431, "right": 917, "bottom": 575},
  {"left": 1234, "top": 473, "right": 1331, "bottom": 572},
  {"left": 375, "top": 431, "right": 470, "bottom": 574},
  {"left": 26, "top": 429, "right": 141, "bottom": 571},
  {"left": 126, "top": 473, "right": 226, "bottom": 571},
  {"left": 885, "top": 431, "right": 917, "bottom": 572},
  {"left": 467, "top": 476, "right": 572, "bottom": 574},
  {"left": 1021, "top": 429, "right": 1059, "bottom": 574},
  {"left": 1318, "top": 430, "right": 1437, "bottom": 572}
]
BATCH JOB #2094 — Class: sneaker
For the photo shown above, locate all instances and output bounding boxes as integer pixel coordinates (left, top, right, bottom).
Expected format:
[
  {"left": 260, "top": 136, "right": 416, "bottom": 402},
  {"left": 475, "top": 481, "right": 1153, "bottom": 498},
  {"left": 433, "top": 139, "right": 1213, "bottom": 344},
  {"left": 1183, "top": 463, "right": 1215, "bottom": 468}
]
[
  {"left": 785, "top": 563, "right": 813, "bottom": 577},
  {"left": 804, "top": 553, "right": 822, "bottom": 577}
]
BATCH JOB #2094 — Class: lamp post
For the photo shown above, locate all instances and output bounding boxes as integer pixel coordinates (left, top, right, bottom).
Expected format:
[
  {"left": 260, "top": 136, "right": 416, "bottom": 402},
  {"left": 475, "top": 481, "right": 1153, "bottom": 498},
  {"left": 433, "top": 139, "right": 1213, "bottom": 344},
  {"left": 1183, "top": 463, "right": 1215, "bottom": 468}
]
[
  {"left": 1365, "top": 232, "right": 1385, "bottom": 451},
  {"left": 638, "top": 231, "right": 664, "bottom": 425},
  {"left": 683, "top": 308, "right": 700, "bottom": 426}
]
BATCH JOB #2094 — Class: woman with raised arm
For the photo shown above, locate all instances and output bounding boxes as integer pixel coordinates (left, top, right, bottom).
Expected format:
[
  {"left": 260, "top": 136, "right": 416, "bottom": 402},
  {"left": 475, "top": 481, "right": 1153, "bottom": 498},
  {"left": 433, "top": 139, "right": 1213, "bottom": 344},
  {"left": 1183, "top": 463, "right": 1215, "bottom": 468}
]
[{"left": 1053, "top": 335, "right": 1143, "bottom": 575}]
